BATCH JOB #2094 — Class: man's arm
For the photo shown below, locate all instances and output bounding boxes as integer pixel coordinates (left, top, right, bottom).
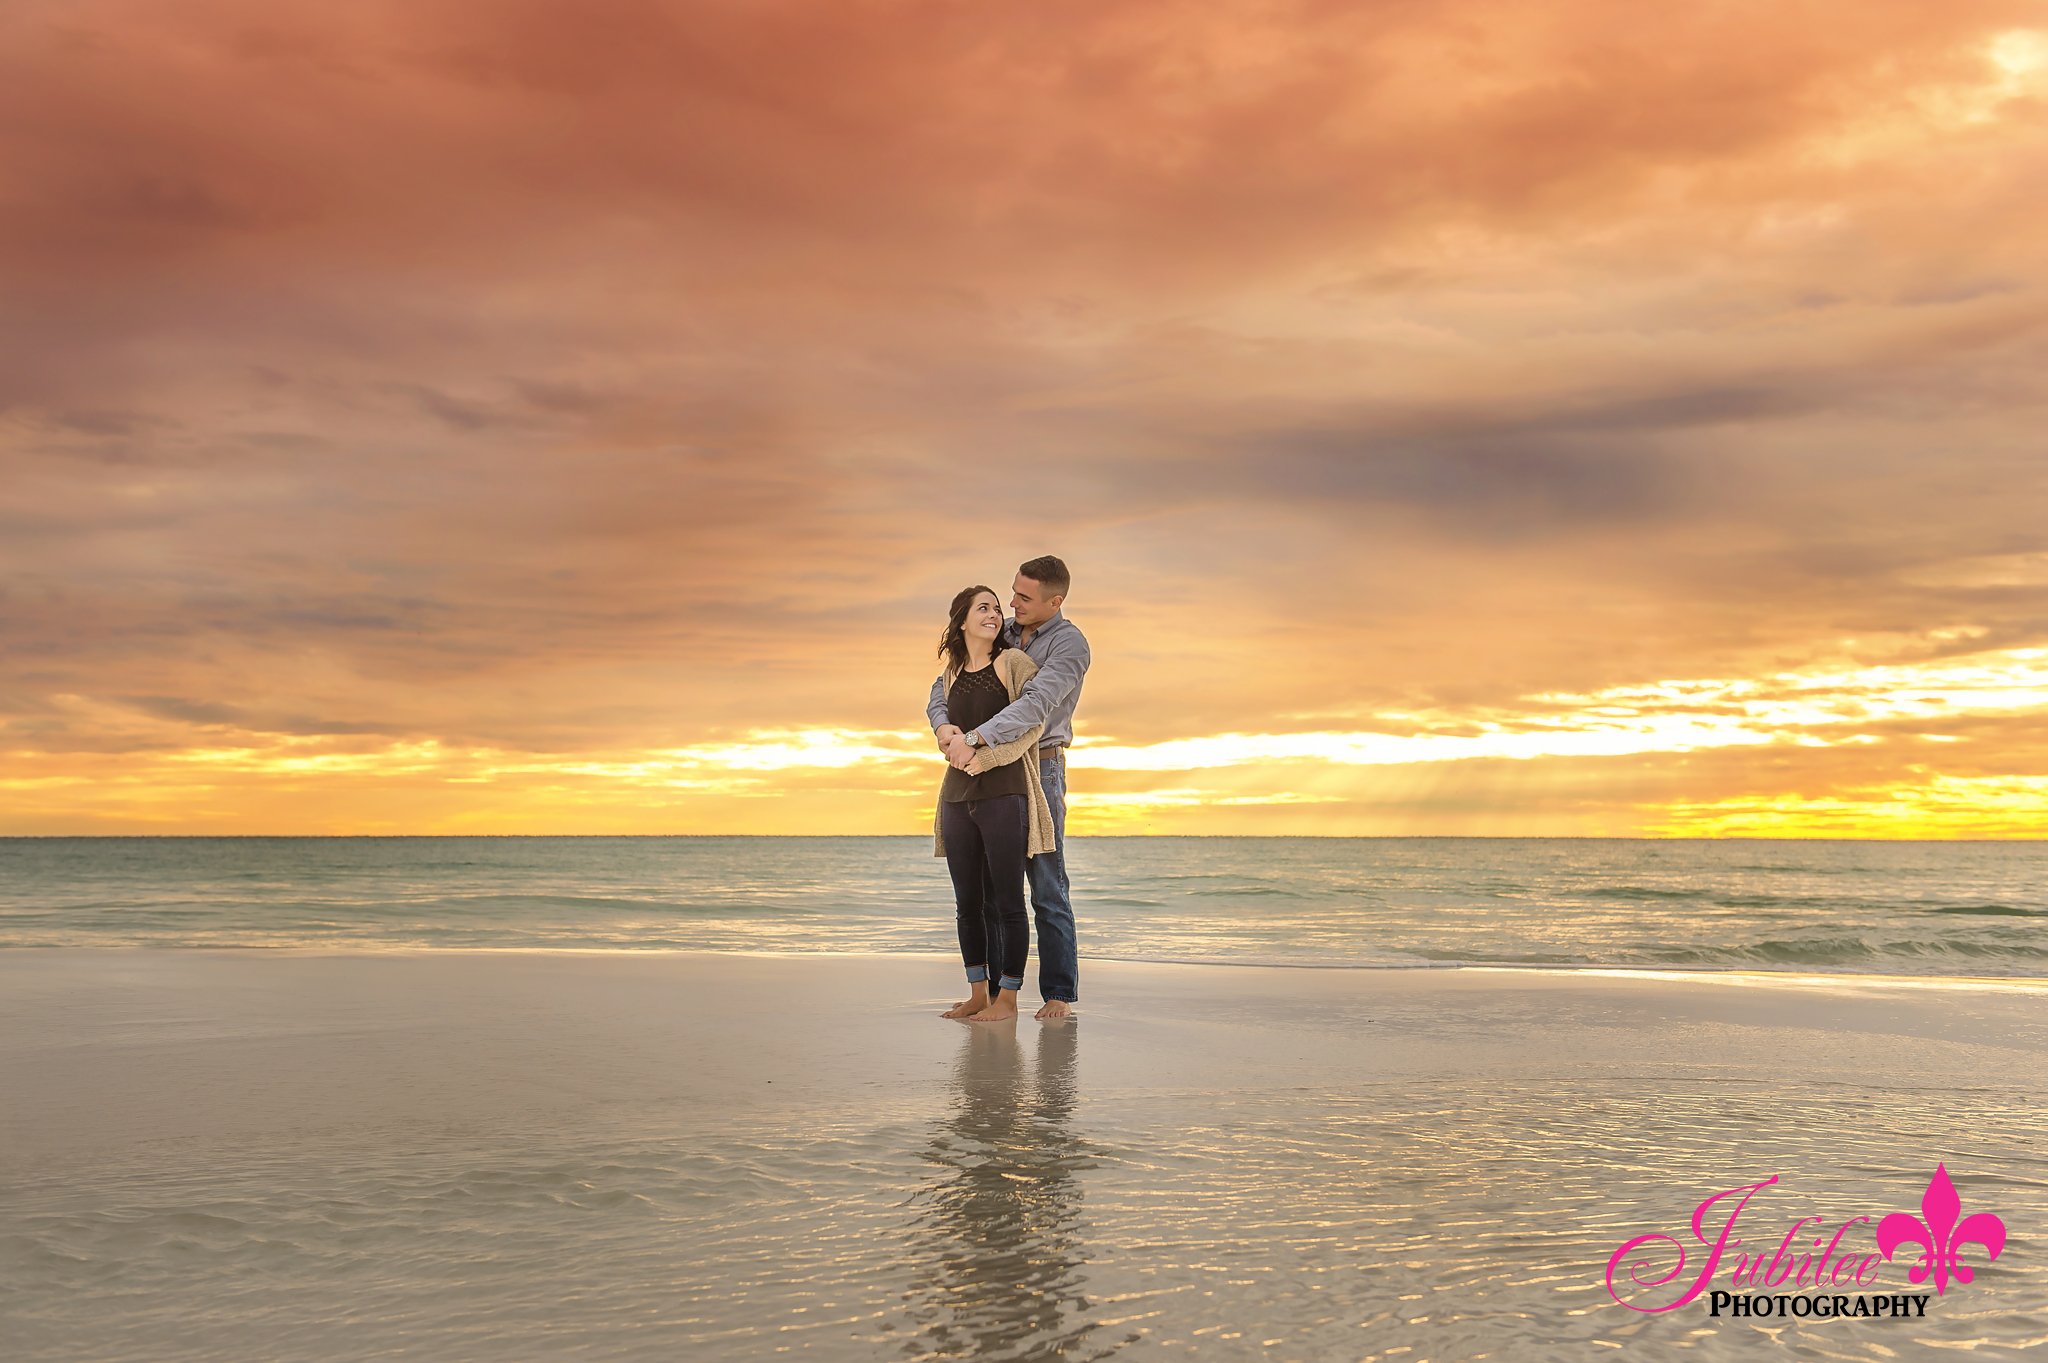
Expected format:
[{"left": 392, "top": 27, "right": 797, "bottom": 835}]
[
  {"left": 928, "top": 674, "right": 965, "bottom": 754},
  {"left": 976, "top": 631, "right": 1090, "bottom": 747}
]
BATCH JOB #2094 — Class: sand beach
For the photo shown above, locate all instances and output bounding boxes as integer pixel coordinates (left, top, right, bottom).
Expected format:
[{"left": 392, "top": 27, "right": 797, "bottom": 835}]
[{"left": 5, "top": 951, "right": 2044, "bottom": 1360}]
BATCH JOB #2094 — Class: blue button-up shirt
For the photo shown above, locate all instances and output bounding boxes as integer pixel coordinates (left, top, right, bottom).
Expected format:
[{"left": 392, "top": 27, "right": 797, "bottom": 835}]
[{"left": 927, "top": 610, "right": 1090, "bottom": 750}]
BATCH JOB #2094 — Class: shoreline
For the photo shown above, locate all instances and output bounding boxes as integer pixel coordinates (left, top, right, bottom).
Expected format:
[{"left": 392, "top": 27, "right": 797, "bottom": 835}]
[
  {"left": 8, "top": 949, "right": 2044, "bottom": 1144},
  {"left": 6, "top": 942, "right": 2046, "bottom": 989},
  {"left": 9, "top": 951, "right": 2043, "bottom": 1177}
]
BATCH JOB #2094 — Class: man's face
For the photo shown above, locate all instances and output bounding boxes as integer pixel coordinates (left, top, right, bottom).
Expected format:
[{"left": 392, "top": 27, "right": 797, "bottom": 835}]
[{"left": 1010, "top": 573, "right": 1062, "bottom": 629}]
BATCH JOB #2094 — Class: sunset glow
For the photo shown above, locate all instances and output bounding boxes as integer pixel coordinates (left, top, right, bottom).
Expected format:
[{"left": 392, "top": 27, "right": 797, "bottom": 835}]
[{"left": 5, "top": 0, "right": 2048, "bottom": 836}]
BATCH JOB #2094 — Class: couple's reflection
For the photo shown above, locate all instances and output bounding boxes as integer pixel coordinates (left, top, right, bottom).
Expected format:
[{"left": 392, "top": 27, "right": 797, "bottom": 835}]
[{"left": 902, "top": 1023, "right": 1094, "bottom": 1358}]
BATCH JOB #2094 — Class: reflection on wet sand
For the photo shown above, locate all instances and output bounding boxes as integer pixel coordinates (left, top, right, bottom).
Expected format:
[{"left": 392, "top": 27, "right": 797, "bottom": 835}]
[{"left": 900, "top": 1023, "right": 1100, "bottom": 1358}]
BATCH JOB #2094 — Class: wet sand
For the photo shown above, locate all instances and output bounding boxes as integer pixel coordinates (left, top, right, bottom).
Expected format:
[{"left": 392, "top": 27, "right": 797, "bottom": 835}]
[
  {"left": 5, "top": 951, "right": 2044, "bottom": 1167},
  {"left": 4, "top": 952, "right": 2045, "bottom": 1361}
]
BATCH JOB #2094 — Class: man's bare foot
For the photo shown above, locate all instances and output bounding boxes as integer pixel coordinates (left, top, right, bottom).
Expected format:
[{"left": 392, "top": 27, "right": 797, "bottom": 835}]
[
  {"left": 942, "top": 988, "right": 990, "bottom": 1019},
  {"left": 970, "top": 991, "right": 1019, "bottom": 1022},
  {"left": 1035, "top": 999, "right": 1074, "bottom": 1021}
]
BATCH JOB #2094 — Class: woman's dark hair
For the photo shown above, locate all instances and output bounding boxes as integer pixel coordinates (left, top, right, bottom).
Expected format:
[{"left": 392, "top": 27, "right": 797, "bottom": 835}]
[{"left": 938, "top": 585, "right": 1004, "bottom": 676}]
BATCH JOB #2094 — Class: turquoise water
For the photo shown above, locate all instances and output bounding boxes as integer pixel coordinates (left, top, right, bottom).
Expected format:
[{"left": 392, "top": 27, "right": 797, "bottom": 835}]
[{"left": 3, "top": 836, "right": 2045, "bottom": 975}]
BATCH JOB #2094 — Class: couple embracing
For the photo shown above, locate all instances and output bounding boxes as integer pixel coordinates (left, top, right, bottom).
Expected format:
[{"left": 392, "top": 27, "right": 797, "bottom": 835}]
[{"left": 927, "top": 555, "right": 1089, "bottom": 1024}]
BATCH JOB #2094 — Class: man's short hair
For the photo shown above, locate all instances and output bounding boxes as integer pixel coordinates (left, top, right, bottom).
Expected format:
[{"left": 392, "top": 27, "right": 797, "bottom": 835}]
[{"left": 1018, "top": 555, "right": 1070, "bottom": 598}]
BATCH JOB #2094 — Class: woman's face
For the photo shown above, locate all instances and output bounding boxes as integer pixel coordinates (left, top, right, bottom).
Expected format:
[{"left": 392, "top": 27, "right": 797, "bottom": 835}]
[{"left": 965, "top": 592, "right": 1004, "bottom": 642}]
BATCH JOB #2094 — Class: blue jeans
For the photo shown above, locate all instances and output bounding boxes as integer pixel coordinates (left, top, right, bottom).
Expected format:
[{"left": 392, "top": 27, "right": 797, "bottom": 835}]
[{"left": 1027, "top": 754, "right": 1078, "bottom": 1003}]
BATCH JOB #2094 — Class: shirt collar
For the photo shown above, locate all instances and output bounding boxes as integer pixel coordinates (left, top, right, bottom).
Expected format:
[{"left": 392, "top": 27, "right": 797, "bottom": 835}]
[{"left": 1007, "top": 608, "right": 1064, "bottom": 643}]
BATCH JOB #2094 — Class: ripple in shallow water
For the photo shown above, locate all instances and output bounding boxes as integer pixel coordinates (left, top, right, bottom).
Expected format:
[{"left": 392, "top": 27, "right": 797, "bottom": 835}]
[{"left": 5, "top": 1026, "right": 2045, "bottom": 1362}]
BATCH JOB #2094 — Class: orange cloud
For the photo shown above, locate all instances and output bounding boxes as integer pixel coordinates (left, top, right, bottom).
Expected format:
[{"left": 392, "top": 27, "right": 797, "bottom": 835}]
[{"left": 3, "top": 0, "right": 2047, "bottom": 833}]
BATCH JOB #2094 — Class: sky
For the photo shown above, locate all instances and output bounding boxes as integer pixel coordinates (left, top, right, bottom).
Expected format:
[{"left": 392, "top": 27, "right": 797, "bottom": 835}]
[{"left": 4, "top": 0, "right": 2047, "bottom": 837}]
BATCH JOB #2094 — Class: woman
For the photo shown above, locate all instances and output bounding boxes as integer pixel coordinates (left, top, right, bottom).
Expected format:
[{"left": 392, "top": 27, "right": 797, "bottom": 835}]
[{"left": 931, "top": 585, "right": 1059, "bottom": 1021}]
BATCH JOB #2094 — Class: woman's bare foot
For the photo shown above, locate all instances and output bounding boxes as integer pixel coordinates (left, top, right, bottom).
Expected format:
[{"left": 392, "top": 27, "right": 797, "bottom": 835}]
[
  {"left": 1035, "top": 999, "right": 1074, "bottom": 1021},
  {"left": 970, "top": 990, "right": 1019, "bottom": 1022},
  {"left": 942, "top": 985, "right": 991, "bottom": 1019}
]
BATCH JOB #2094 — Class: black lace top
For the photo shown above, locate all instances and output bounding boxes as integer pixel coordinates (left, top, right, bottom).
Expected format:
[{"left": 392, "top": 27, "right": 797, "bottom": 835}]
[{"left": 942, "top": 658, "right": 1029, "bottom": 803}]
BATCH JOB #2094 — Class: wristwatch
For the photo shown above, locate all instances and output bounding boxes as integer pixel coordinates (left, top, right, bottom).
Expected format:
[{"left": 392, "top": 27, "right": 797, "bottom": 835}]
[{"left": 966, "top": 731, "right": 984, "bottom": 747}]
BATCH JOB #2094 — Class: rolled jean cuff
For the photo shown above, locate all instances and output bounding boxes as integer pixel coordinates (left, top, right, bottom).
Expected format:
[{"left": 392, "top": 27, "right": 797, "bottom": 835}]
[
  {"left": 998, "top": 974, "right": 1023, "bottom": 993},
  {"left": 965, "top": 965, "right": 988, "bottom": 983}
]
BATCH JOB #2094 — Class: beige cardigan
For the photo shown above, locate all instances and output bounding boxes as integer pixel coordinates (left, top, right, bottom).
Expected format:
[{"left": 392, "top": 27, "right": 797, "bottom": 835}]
[{"left": 931, "top": 647, "right": 1059, "bottom": 858}]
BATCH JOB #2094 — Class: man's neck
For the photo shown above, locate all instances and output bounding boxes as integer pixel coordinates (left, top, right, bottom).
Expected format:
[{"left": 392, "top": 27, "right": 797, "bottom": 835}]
[{"left": 1019, "top": 612, "right": 1053, "bottom": 644}]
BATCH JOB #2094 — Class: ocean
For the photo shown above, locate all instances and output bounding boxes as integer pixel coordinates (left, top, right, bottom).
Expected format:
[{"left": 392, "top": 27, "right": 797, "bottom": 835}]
[{"left": 3, "top": 835, "right": 2045, "bottom": 974}]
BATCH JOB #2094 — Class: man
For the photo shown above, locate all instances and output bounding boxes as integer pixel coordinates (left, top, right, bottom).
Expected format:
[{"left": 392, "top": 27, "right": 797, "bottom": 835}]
[{"left": 928, "top": 555, "right": 1089, "bottom": 1020}]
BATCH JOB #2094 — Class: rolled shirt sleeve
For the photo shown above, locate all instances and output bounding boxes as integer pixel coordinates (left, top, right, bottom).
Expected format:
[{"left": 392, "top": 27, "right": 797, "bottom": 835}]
[
  {"left": 927, "top": 673, "right": 951, "bottom": 733},
  {"left": 976, "top": 630, "right": 1090, "bottom": 748}
]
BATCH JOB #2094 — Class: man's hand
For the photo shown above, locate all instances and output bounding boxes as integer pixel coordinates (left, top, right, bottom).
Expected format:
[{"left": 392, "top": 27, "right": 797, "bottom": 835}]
[
  {"left": 942, "top": 734, "right": 978, "bottom": 770},
  {"left": 934, "top": 725, "right": 963, "bottom": 754}
]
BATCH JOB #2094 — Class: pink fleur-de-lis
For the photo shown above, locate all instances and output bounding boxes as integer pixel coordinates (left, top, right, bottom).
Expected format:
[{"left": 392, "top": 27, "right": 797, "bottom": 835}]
[{"left": 1876, "top": 1164, "right": 2008, "bottom": 1295}]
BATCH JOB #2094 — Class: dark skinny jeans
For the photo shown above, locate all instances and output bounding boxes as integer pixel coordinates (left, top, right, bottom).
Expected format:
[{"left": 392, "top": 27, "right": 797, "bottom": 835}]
[{"left": 941, "top": 793, "right": 1029, "bottom": 994}]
